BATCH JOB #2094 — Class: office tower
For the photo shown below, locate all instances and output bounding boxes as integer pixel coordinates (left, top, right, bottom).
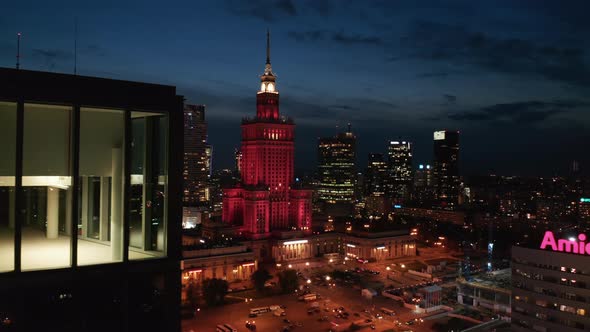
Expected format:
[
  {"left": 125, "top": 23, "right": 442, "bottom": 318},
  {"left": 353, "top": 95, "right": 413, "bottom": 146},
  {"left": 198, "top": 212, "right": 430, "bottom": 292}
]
[
  {"left": 433, "top": 130, "right": 460, "bottom": 208},
  {"left": 365, "top": 153, "right": 390, "bottom": 214},
  {"left": 183, "top": 104, "right": 211, "bottom": 205},
  {"left": 0, "top": 68, "right": 183, "bottom": 331},
  {"left": 222, "top": 32, "right": 312, "bottom": 238},
  {"left": 388, "top": 140, "right": 413, "bottom": 201},
  {"left": 413, "top": 163, "right": 435, "bottom": 205},
  {"left": 317, "top": 125, "right": 356, "bottom": 216}
]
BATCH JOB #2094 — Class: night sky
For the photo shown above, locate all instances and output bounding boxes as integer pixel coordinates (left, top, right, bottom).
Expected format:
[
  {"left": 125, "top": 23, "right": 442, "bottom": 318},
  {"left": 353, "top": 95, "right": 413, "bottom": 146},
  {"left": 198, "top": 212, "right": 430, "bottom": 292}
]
[{"left": 2, "top": 1, "right": 590, "bottom": 176}]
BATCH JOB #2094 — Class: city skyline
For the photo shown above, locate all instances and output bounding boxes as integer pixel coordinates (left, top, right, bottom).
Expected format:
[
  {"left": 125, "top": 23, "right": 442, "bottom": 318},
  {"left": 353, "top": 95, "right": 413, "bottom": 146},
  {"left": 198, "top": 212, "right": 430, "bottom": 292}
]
[{"left": 2, "top": 1, "right": 590, "bottom": 176}]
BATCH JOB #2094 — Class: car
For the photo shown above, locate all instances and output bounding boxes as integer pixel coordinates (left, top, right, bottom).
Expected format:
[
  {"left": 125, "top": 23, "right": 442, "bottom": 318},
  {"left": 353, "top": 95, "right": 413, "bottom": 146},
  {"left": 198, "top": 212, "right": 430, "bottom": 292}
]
[
  {"left": 281, "top": 311, "right": 287, "bottom": 316},
  {"left": 280, "top": 304, "right": 287, "bottom": 309},
  {"left": 365, "top": 319, "right": 373, "bottom": 323},
  {"left": 249, "top": 313, "right": 257, "bottom": 318},
  {"left": 370, "top": 325, "right": 376, "bottom": 330},
  {"left": 283, "top": 319, "right": 291, "bottom": 324},
  {"left": 406, "top": 320, "right": 415, "bottom": 325}
]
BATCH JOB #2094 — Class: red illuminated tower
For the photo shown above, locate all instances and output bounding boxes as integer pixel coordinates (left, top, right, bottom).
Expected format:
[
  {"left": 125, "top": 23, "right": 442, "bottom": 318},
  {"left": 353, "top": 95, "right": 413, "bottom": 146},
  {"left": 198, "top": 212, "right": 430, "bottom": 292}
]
[{"left": 222, "top": 31, "right": 312, "bottom": 239}]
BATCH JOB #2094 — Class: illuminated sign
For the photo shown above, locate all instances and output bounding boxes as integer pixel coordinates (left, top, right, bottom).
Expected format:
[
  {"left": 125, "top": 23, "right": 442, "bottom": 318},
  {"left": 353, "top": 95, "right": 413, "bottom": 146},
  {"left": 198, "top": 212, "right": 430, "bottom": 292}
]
[
  {"left": 346, "top": 244, "right": 356, "bottom": 248},
  {"left": 581, "top": 198, "right": 590, "bottom": 203},
  {"left": 283, "top": 239, "right": 308, "bottom": 245},
  {"left": 242, "top": 263, "right": 255, "bottom": 267},
  {"left": 394, "top": 204, "right": 402, "bottom": 209},
  {"left": 375, "top": 246, "right": 386, "bottom": 250},
  {"left": 540, "top": 231, "right": 590, "bottom": 255},
  {"left": 434, "top": 131, "right": 445, "bottom": 140}
]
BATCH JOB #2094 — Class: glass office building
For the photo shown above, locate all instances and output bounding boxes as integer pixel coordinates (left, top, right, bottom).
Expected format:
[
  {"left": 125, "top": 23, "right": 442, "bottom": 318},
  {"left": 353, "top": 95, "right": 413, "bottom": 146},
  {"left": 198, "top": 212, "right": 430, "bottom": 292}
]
[{"left": 0, "top": 68, "right": 183, "bottom": 332}]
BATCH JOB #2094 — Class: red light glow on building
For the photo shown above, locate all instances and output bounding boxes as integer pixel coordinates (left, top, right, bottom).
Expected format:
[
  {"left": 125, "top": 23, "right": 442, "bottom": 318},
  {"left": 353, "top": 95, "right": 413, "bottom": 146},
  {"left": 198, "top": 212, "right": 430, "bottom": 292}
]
[{"left": 222, "top": 32, "right": 312, "bottom": 238}]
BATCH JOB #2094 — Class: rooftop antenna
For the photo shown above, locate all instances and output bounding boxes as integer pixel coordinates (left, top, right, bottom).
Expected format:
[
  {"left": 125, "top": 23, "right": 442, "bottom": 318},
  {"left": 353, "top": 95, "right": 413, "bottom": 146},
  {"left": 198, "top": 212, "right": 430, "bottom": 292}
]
[
  {"left": 266, "top": 28, "right": 271, "bottom": 65},
  {"left": 16, "top": 32, "right": 21, "bottom": 70},
  {"left": 74, "top": 17, "right": 78, "bottom": 75}
]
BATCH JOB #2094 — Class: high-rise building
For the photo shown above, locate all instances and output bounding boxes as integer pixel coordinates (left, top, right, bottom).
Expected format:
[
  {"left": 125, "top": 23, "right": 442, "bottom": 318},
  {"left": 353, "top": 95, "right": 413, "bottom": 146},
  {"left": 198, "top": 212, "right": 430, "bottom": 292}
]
[
  {"left": 317, "top": 125, "right": 356, "bottom": 216},
  {"left": 388, "top": 140, "right": 413, "bottom": 201},
  {"left": 433, "top": 130, "right": 460, "bottom": 208},
  {"left": 365, "top": 153, "right": 390, "bottom": 214},
  {"left": 222, "top": 32, "right": 312, "bottom": 238},
  {"left": 413, "top": 163, "right": 435, "bottom": 205},
  {"left": 0, "top": 68, "right": 183, "bottom": 331},
  {"left": 183, "top": 104, "right": 211, "bottom": 205}
]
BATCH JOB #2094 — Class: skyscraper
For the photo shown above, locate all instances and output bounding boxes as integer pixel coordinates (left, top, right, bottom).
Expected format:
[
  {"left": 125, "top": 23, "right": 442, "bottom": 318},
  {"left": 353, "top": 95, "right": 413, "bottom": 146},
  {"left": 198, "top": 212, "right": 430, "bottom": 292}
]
[
  {"left": 388, "top": 140, "right": 413, "bottom": 201},
  {"left": 433, "top": 130, "right": 460, "bottom": 208},
  {"left": 365, "top": 153, "right": 390, "bottom": 214},
  {"left": 183, "top": 104, "right": 211, "bottom": 205},
  {"left": 222, "top": 31, "right": 312, "bottom": 238},
  {"left": 413, "top": 163, "right": 435, "bottom": 205},
  {"left": 317, "top": 125, "right": 356, "bottom": 216}
]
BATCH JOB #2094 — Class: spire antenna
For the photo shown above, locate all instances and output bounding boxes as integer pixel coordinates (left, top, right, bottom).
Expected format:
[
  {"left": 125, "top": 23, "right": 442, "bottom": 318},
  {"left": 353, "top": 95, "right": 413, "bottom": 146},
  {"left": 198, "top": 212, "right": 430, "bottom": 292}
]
[
  {"left": 16, "top": 32, "right": 21, "bottom": 70},
  {"left": 266, "top": 29, "right": 271, "bottom": 65},
  {"left": 74, "top": 17, "right": 78, "bottom": 75}
]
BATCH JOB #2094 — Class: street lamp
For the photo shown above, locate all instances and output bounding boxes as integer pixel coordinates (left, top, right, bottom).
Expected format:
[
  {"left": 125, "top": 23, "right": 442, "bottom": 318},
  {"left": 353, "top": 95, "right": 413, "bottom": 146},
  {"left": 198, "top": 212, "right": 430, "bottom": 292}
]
[
  {"left": 288, "top": 264, "right": 293, "bottom": 269},
  {"left": 307, "top": 279, "right": 311, "bottom": 284},
  {"left": 326, "top": 276, "right": 331, "bottom": 281},
  {"left": 305, "top": 262, "right": 310, "bottom": 266}
]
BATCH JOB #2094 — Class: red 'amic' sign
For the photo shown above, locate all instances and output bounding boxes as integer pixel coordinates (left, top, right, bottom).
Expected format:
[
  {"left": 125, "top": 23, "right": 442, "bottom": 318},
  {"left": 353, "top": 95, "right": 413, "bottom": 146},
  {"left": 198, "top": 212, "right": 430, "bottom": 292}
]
[{"left": 540, "top": 231, "right": 590, "bottom": 255}]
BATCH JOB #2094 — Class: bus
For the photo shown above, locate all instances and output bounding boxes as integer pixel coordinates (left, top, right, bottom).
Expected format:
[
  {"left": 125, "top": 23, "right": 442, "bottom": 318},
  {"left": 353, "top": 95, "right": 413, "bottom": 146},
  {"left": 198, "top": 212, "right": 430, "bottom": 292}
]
[
  {"left": 381, "top": 307, "right": 396, "bottom": 316},
  {"left": 216, "top": 325, "right": 231, "bottom": 332},
  {"left": 250, "top": 307, "right": 271, "bottom": 315},
  {"left": 224, "top": 324, "right": 238, "bottom": 332}
]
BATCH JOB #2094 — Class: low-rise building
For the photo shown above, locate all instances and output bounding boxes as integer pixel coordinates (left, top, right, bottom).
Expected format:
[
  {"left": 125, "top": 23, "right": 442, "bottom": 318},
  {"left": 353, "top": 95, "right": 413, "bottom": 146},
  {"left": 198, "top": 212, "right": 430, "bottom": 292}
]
[{"left": 457, "top": 269, "right": 511, "bottom": 318}]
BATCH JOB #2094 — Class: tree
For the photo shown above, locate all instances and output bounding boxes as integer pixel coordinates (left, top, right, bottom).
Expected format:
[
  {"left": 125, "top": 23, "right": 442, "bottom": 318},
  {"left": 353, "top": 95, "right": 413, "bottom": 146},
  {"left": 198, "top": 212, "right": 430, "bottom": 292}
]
[
  {"left": 201, "top": 278, "right": 228, "bottom": 306},
  {"left": 277, "top": 269, "right": 299, "bottom": 294},
  {"left": 251, "top": 268, "right": 273, "bottom": 293}
]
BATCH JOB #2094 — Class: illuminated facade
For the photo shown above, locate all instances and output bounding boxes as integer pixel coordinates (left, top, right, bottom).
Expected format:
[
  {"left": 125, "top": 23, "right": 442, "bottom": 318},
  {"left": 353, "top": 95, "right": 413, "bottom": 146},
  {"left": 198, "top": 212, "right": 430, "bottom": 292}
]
[
  {"left": 413, "top": 164, "right": 435, "bottom": 205},
  {"left": 365, "top": 153, "right": 390, "bottom": 214},
  {"left": 512, "top": 245, "right": 590, "bottom": 331},
  {"left": 433, "top": 130, "right": 460, "bottom": 208},
  {"left": 183, "top": 104, "right": 211, "bottom": 204},
  {"left": 222, "top": 32, "right": 312, "bottom": 238},
  {"left": 387, "top": 140, "right": 412, "bottom": 201},
  {"left": 0, "top": 68, "right": 183, "bottom": 331},
  {"left": 317, "top": 126, "right": 356, "bottom": 215}
]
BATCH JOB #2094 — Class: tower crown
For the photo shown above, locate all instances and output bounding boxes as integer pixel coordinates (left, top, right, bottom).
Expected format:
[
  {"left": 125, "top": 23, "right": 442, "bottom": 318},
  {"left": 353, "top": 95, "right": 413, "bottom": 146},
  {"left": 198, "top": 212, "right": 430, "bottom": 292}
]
[{"left": 259, "top": 29, "right": 277, "bottom": 94}]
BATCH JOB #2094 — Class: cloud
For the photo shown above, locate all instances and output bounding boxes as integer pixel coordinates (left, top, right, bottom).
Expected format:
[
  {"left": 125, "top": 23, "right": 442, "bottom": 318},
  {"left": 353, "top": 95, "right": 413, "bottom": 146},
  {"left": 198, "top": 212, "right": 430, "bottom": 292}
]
[
  {"left": 416, "top": 72, "right": 449, "bottom": 78},
  {"left": 306, "top": 0, "right": 333, "bottom": 16},
  {"left": 400, "top": 20, "right": 590, "bottom": 87},
  {"left": 287, "top": 29, "right": 382, "bottom": 46},
  {"left": 287, "top": 30, "right": 326, "bottom": 42},
  {"left": 448, "top": 100, "right": 589, "bottom": 125},
  {"left": 226, "top": 0, "right": 297, "bottom": 22},
  {"left": 31, "top": 48, "right": 73, "bottom": 70},
  {"left": 443, "top": 94, "right": 457, "bottom": 104}
]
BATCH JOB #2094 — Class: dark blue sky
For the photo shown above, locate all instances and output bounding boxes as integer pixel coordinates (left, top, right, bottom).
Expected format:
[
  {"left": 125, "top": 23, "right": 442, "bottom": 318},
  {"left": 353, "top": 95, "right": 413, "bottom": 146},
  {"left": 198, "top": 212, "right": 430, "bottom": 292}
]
[{"left": 2, "top": 0, "right": 590, "bottom": 175}]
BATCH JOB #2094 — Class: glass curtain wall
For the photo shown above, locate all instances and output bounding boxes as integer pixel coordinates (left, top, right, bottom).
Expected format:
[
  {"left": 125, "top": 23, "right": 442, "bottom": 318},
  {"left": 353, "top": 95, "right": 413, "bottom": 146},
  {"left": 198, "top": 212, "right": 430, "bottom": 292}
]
[
  {"left": 21, "top": 104, "right": 72, "bottom": 271},
  {"left": 77, "top": 107, "right": 125, "bottom": 265},
  {"left": 0, "top": 102, "right": 16, "bottom": 272},
  {"left": 129, "top": 111, "right": 168, "bottom": 259}
]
